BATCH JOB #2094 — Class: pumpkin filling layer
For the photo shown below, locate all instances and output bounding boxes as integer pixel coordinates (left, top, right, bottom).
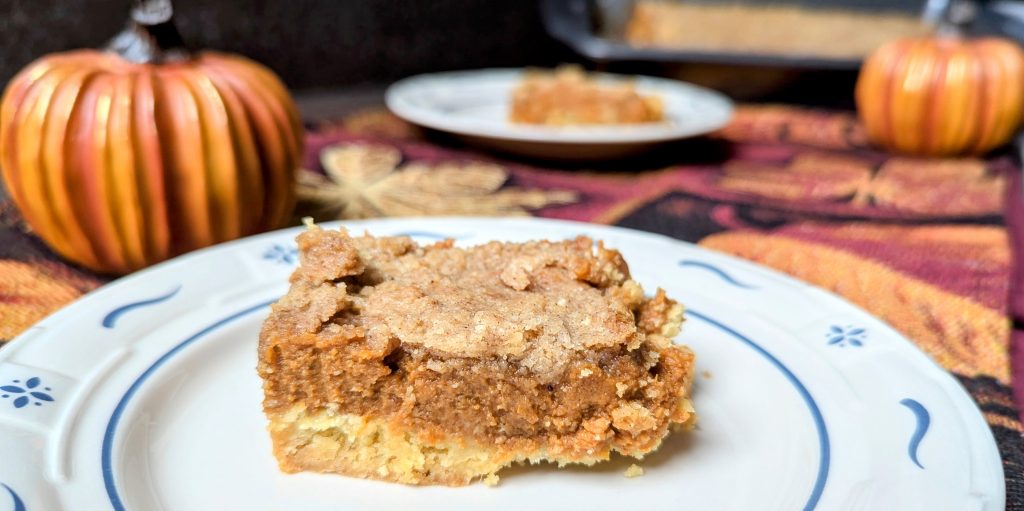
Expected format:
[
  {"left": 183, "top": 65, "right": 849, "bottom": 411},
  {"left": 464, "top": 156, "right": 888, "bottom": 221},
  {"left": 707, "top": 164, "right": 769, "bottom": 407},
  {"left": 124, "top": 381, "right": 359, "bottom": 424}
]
[{"left": 258, "top": 227, "right": 696, "bottom": 485}]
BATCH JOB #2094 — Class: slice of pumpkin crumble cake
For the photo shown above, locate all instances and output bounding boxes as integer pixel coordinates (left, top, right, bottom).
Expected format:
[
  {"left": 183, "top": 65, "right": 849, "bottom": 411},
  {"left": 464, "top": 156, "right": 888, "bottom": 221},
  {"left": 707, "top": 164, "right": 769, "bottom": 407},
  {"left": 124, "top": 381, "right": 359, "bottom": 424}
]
[{"left": 257, "top": 225, "right": 696, "bottom": 485}]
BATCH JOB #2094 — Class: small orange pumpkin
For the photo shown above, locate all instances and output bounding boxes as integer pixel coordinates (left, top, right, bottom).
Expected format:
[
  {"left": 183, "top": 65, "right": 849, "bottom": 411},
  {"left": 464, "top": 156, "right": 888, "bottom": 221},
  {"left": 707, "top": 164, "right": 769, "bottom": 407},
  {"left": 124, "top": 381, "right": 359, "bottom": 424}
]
[
  {"left": 856, "top": 35, "right": 1024, "bottom": 156},
  {"left": 0, "top": 1, "right": 302, "bottom": 274}
]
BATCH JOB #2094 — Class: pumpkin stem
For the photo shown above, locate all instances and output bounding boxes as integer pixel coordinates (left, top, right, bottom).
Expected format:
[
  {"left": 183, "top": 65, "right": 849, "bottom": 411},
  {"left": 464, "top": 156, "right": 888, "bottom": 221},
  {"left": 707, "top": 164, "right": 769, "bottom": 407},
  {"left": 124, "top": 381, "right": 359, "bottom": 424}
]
[
  {"left": 938, "top": 0, "right": 977, "bottom": 37},
  {"left": 106, "top": 0, "right": 189, "bottom": 63}
]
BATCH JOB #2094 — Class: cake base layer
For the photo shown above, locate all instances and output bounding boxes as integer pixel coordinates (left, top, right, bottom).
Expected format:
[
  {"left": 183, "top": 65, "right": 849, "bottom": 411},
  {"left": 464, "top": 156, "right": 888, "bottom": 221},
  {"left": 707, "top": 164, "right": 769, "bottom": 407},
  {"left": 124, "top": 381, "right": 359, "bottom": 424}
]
[{"left": 267, "top": 403, "right": 695, "bottom": 486}]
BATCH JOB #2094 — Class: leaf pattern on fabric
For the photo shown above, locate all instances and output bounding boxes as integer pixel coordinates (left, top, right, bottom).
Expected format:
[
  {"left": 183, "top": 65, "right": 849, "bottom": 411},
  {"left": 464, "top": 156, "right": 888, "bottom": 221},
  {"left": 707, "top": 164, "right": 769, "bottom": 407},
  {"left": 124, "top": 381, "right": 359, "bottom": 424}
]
[
  {"left": 701, "top": 231, "right": 1010, "bottom": 383},
  {"left": 0, "top": 260, "right": 86, "bottom": 342},
  {"left": 714, "top": 105, "right": 870, "bottom": 150},
  {"left": 862, "top": 158, "right": 1004, "bottom": 216},
  {"left": 297, "top": 144, "right": 577, "bottom": 219},
  {"left": 716, "top": 153, "right": 1004, "bottom": 216},
  {"left": 720, "top": 152, "right": 873, "bottom": 201}
]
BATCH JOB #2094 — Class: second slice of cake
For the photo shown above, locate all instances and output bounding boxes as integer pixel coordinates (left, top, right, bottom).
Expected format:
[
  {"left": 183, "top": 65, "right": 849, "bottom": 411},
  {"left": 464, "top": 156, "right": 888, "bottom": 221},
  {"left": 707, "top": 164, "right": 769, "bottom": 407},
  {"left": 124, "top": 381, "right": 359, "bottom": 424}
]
[{"left": 258, "top": 226, "right": 696, "bottom": 485}]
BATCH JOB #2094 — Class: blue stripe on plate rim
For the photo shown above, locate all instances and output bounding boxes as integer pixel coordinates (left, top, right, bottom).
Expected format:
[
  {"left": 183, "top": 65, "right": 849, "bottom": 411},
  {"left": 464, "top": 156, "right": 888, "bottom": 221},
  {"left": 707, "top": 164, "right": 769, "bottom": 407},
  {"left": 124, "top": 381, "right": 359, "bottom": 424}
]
[
  {"left": 1, "top": 482, "right": 25, "bottom": 511},
  {"left": 101, "top": 286, "right": 182, "bottom": 329}
]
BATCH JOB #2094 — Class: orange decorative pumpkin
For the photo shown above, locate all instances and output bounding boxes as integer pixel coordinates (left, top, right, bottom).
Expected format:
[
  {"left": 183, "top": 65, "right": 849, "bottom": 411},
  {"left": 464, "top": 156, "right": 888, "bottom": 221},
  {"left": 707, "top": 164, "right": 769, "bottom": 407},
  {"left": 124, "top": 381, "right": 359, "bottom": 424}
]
[
  {"left": 0, "top": 0, "right": 302, "bottom": 274},
  {"left": 856, "top": 36, "right": 1024, "bottom": 156}
]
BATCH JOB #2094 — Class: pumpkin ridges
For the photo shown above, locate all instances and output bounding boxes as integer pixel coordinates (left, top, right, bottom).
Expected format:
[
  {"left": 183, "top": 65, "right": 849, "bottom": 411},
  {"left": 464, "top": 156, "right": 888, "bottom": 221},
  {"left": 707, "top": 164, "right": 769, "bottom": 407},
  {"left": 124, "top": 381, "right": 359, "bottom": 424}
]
[
  {"left": 881, "top": 40, "right": 916, "bottom": 148},
  {"left": 209, "top": 53, "right": 302, "bottom": 138},
  {"left": 973, "top": 40, "right": 1024, "bottom": 153},
  {"left": 997, "top": 42, "right": 1024, "bottom": 146},
  {"left": 0, "top": 57, "right": 61, "bottom": 202},
  {"left": 961, "top": 45, "right": 989, "bottom": 155},
  {"left": 155, "top": 70, "right": 214, "bottom": 252},
  {"left": 922, "top": 44, "right": 950, "bottom": 155},
  {"left": 204, "top": 63, "right": 290, "bottom": 231},
  {"left": 238, "top": 56, "right": 304, "bottom": 152},
  {"left": 131, "top": 69, "right": 171, "bottom": 263},
  {"left": 864, "top": 39, "right": 913, "bottom": 150},
  {"left": 243, "top": 72, "right": 299, "bottom": 228},
  {"left": 178, "top": 68, "right": 241, "bottom": 242},
  {"left": 107, "top": 71, "right": 147, "bottom": 270},
  {"left": 251, "top": 66, "right": 302, "bottom": 176},
  {"left": 989, "top": 42, "right": 1024, "bottom": 148},
  {"left": 910, "top": 43, "right": 932, "bottom": 152},
  {"left": 5, "top": 64, "right": 54, "bottom": 224},
  {"left": 939, "top": 46, "right": 981, "bottom": 153},
  {"left": 964, "top": 43, "right": 996, "bottom": 155},
  {"left": 245, "top": 63, "right": 302, "bottom": 225},
  {"left": 62, "top": 73, "right": 126, "bottom": 272},
  {"left": 879, "top": 41, "right": 908, "bottom": 153},
  {"left": 14, "top": 64, "right": 82, "bottom": 260},
  {"left": 94, "top": 73, "right": 137, "bottom": 273},
  {"left": 973, "top": 44, "right": 1000, "bottom": 153},
  {"left": 42, "top": 65, "right": 106, "bottom": 269},
  {"left": 72, "top": 72, "right": 131, "bottom": 273},
  {"left": 894, "top": 40, "right": 937, "bottom": 153},
  {"left": 0, "top": 58, "right": 62, "bottom": 247},
  {"left": 889, "top": 41, "right": 914, "bottom": 152},
  {"left": 204, "top": 55, "right": 298, "bottom": 227},
  {"left": 204, "top": 68, "right": 264, "bottom": 235}
]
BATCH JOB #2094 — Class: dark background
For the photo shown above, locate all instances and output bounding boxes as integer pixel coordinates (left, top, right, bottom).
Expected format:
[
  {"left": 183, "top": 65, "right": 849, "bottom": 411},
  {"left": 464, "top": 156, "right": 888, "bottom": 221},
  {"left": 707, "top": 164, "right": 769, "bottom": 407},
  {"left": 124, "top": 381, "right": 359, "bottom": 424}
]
[
  {"left": 0, "top": 0, "right": 577, "bottom": 90},
  {"left": 17, "top": 0, "right": 1010, "bottom": 107}
]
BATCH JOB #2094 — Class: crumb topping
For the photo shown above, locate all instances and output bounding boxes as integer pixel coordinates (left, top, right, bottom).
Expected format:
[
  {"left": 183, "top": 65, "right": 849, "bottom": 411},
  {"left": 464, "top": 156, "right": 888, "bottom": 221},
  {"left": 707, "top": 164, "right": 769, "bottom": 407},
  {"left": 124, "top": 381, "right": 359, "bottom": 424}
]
[{"left": 263, "top": 228, "right": 682, "bottom": 379}]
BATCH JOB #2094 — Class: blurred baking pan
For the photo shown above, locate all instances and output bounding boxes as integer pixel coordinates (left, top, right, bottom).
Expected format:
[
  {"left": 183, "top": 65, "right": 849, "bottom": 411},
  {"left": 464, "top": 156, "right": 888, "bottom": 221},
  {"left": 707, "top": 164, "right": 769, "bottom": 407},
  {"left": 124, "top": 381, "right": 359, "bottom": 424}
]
[{"left": 541, "top": 0, "right": 953, "bottom": 69}]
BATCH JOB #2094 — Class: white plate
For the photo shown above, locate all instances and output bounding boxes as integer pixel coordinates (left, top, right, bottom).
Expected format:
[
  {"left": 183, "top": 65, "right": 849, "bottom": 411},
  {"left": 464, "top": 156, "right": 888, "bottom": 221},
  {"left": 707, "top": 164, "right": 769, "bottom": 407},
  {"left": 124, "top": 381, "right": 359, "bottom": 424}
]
[
  {"left": 0, "top": 217, "right": 1003, "bottom": 511},
  {"left": 385, "top": 69, "right": 734, "bottom": 159}
]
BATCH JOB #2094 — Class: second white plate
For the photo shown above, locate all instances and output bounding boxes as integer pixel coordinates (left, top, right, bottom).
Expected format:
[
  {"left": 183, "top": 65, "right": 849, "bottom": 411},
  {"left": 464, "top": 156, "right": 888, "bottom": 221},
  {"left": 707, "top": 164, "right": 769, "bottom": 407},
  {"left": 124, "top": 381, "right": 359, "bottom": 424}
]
[{"left": 385, "top": 69, "right": 734, "bottom": 159}]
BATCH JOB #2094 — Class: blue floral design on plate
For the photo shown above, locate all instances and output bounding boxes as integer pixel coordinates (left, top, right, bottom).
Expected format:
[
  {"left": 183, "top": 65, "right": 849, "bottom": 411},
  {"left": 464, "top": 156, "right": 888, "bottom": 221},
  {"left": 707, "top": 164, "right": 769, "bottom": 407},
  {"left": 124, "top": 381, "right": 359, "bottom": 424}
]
[
  {"left": 825, "top": 325, "right": 866, "bottom": 347},
  {"left": 0, "top": 377, "right": 54, "bottom": 409},
  {"left": 263, "top": 244, "right": 298, "bottom": 265}
]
